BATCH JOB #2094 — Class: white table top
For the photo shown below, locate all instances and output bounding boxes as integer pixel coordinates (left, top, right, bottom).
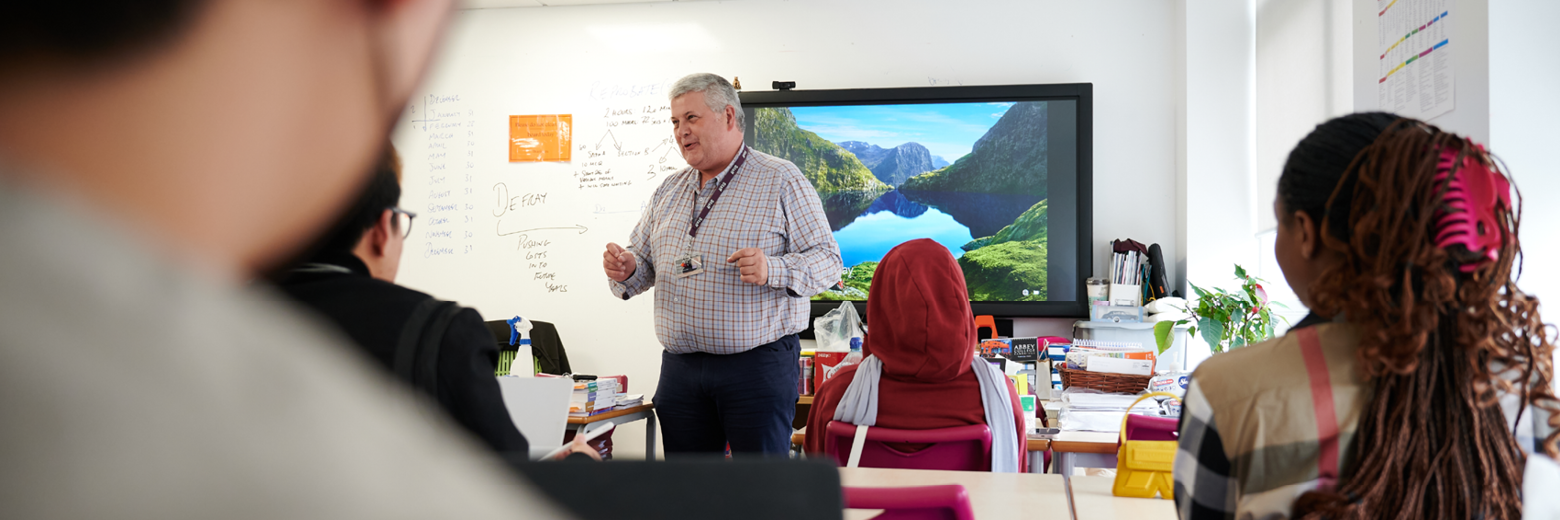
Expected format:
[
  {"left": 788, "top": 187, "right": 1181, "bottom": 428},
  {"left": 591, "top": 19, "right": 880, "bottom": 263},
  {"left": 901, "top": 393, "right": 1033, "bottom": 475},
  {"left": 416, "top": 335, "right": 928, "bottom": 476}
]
[
  {"left": 1069, "top": 476, "right": 1177, "bottom": 520},
  {"left": 838, "top": 467, "right": 1069, "bottom": 519},
  {"left": 1055, "top": 431, "right": 1120, "bottom": 443}
]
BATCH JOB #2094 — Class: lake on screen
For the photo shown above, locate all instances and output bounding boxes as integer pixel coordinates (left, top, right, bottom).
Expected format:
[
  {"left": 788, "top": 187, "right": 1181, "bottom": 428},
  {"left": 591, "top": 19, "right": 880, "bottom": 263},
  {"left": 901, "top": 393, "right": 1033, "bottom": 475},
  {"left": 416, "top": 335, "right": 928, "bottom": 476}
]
[{"left": 820, "top": 190, "right": 1042, "bottom": 267}]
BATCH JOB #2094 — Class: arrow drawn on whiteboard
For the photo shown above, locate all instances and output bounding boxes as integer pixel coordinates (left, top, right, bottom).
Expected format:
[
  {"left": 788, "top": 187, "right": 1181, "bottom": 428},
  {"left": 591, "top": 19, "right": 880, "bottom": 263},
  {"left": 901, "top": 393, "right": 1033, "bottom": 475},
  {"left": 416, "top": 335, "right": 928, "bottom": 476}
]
[
  {"left": 496, "top": 222, "right": 589, "bottom": 236},
  {"left": 596, "top": 130, "right": 621, "bottom": 151},
  {"left": 651, "top": 137, "right": 673, "bottom": 154}
]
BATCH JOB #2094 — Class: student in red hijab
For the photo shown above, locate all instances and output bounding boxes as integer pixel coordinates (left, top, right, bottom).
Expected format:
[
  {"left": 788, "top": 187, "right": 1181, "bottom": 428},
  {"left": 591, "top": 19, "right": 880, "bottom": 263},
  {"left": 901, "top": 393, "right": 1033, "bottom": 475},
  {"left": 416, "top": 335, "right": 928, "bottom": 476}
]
[{"left": 805, "top": 239, "right": 1027, "bottom": 471}]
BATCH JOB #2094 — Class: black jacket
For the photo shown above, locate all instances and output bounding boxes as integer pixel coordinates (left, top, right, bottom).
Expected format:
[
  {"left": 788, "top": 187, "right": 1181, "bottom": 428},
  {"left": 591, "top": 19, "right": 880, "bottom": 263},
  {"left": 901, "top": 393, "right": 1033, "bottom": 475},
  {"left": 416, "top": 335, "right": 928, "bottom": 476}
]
[{"left": 276, "top": 253, "right": 528, "bottom": 455}]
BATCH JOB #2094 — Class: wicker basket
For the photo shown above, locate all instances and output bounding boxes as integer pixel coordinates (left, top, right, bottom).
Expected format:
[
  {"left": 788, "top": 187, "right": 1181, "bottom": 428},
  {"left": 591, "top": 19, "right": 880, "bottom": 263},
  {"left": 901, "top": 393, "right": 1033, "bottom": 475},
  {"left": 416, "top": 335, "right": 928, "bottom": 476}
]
[{"left": 1059, "top": 366, "right": 1151, "bottom": 394}]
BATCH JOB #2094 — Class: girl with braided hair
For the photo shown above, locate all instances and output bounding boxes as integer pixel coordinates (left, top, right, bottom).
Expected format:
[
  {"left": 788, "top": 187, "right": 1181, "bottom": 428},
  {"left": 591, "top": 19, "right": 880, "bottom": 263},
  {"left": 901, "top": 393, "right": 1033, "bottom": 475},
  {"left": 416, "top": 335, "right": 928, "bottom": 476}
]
[{"left": 1174, "top": 112, "right": 1559, "bottom": 519}]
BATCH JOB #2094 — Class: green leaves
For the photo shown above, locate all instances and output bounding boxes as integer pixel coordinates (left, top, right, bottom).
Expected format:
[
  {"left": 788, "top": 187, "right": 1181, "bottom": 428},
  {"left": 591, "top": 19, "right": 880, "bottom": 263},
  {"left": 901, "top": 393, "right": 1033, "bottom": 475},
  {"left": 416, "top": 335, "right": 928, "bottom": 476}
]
[
  {"left": 1198, "top": 316, "right": 1224, "bottom": 353},
  {"left": 1187, "top": 264, "right": 1279, "bottom": 354},
  {"left": 1153, "top": 320, "right": 1180, "bottom": 354}
]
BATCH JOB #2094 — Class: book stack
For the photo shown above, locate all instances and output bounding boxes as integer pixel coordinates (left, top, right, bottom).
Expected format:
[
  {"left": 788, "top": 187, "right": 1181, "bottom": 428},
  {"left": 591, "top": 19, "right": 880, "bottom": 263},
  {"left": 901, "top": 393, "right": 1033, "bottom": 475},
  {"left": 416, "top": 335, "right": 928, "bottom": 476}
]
[{"left": 569, "top": 379, "right": 619, "bottom": 418}]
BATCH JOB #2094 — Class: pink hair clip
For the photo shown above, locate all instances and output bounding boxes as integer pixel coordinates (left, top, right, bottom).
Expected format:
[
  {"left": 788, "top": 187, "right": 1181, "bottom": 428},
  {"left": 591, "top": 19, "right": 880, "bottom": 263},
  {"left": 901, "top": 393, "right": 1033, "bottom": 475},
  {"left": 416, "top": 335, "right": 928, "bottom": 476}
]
[{"left": 1432, "top": 144, "right": 1510, "bottom": 273}]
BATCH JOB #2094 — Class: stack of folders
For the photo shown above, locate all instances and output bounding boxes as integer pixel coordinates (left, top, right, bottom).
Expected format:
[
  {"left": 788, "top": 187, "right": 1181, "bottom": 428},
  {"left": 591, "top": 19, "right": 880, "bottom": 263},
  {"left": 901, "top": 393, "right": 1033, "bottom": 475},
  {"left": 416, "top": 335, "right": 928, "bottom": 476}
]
[
  {"left": 615, "top": 393, "right": 645, "bottom": 410},
  {"left": 569, "top": 379, "right": 619, "bottom": 418}
]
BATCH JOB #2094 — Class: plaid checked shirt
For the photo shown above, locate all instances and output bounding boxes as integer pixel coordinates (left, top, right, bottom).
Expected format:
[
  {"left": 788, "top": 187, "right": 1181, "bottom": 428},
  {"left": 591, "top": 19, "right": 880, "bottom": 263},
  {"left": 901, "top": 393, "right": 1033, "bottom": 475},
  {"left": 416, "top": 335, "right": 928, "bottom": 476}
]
[
  {"left": 609, "top": 146, "right": 842, "bottom": 355},
  {"left": 1174, "top": 315, "right": 1556, "bottom": 520}
]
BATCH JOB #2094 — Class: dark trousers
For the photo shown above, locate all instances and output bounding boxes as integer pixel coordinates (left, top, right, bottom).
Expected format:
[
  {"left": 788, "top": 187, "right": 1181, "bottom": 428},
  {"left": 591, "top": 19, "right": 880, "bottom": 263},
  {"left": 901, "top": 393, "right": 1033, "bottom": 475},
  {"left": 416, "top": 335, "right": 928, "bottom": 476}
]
[{"left": 655, "top": 334, "right": 801, "bottom": 457}]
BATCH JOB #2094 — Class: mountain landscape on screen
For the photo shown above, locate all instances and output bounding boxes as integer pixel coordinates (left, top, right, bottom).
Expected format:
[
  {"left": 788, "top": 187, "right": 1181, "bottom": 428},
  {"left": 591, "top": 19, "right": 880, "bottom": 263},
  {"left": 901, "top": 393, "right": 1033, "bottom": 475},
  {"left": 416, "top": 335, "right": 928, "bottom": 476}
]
[
  {"left": 753, "top": 101, "right": 1051, "bottom": 302},
  {"left": 838, "top": 141, "right": 937, "bottom": 188}
]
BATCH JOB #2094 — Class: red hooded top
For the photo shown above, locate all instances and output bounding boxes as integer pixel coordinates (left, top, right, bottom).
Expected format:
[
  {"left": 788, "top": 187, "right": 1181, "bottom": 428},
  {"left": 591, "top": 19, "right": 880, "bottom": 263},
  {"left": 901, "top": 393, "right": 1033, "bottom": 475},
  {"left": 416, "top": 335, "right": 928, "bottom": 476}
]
[{"left": 805, "top": 239, "right": 1026, "bottom": 470}]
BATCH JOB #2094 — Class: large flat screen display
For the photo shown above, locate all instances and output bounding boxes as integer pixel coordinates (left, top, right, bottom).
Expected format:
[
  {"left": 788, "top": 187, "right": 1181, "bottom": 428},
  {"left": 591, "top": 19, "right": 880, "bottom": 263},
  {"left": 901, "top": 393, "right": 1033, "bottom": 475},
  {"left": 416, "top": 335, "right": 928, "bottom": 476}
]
[{"left": 741, "top": 84, "right": 1092, "bottom": 318}]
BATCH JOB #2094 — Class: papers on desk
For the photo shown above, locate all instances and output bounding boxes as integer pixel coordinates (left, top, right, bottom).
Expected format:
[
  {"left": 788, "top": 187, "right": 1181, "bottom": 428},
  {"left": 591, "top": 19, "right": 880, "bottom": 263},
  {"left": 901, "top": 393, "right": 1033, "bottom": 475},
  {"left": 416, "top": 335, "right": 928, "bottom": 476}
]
[
  {"left": 1066, "top": 393, "right": 1162, "bottom": 411},
  {"left": 615, "top": 393, "right": 644, "bottom": 409},
  {"left": 1059, "top": 392, "right": 1176, "bottom": 433}
]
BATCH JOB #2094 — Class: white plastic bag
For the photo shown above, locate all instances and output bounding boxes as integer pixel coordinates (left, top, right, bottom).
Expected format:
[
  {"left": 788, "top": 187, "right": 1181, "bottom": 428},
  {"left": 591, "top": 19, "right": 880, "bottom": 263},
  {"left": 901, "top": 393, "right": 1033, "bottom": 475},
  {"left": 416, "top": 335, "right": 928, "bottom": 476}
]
[{"left": 812, "top": 301, "right": 864, "bottom": 352}]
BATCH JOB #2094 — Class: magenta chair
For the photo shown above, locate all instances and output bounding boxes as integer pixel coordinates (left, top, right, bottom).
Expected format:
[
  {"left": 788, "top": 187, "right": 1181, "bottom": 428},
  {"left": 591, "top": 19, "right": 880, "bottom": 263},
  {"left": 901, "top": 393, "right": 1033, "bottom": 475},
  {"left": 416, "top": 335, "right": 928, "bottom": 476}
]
[
  {"left": 843, "top": 485, "right": 975, "bottom": 520},
  {"left": 824, "top": 421, "right": 992, "bottom": 471},
  {"left": 1122, "top": 414, "right": 1179, "bottom": 443}
]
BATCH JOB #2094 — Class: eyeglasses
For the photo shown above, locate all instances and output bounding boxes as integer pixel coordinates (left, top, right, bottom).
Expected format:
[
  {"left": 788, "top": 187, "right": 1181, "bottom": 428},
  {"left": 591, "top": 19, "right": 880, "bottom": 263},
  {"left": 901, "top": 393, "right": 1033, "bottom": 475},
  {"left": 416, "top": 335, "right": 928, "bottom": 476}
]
[{"left": 390, "top": 207, "right": 417, "bottom": 239}]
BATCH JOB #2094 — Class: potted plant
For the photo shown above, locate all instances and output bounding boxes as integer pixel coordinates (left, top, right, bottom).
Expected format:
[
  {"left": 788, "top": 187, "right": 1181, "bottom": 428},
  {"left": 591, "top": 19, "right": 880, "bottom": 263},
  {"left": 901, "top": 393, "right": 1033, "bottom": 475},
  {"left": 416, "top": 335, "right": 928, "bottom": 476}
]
[{"left": 1154, "top": 265, "right": 1283, "bottom": 354}]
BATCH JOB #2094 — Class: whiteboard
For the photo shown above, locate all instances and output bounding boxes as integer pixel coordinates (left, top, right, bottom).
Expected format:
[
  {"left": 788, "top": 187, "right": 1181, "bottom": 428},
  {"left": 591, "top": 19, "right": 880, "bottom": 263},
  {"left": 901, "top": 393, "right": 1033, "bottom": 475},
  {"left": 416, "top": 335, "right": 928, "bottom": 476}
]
[
  {"left": 387, "top": 5, "right": 711, "bottom": 402},
  {"left": 392, "top": 80, "right": 685, "bottom": 313}
]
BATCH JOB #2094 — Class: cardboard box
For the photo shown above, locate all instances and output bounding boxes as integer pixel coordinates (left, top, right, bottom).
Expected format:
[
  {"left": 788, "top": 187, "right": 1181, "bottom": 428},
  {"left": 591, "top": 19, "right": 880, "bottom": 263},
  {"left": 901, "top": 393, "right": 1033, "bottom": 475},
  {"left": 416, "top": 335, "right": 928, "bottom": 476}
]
[{"left": 814, "top": 351, "right": 851, "bottom": 392}]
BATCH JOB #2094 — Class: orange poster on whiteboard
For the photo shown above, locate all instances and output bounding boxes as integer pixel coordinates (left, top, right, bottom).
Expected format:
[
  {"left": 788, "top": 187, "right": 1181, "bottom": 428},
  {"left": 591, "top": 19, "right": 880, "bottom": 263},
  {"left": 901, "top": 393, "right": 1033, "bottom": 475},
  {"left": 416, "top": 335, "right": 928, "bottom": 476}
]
[{"left": 509, "top": 114, "right": 572, "bottom": 162}]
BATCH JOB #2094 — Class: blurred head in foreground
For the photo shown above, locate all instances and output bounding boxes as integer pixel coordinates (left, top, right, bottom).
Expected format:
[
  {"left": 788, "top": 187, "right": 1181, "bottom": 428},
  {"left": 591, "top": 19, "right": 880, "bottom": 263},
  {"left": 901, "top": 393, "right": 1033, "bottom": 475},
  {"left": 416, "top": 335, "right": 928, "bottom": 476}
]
[
  {"left": 0, "top": 0, "right": 454, "bottom": 275},
  {"left": 0, "top": 2, "right": 583, "bottom": 519}
]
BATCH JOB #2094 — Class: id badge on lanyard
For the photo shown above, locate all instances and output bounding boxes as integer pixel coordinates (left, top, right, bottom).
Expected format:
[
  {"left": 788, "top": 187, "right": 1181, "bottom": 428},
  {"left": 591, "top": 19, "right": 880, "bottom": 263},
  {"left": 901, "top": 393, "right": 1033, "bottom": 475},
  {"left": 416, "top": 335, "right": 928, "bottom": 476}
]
[{"left": 673, "top": 147, "right": 749, "bottom": 278}]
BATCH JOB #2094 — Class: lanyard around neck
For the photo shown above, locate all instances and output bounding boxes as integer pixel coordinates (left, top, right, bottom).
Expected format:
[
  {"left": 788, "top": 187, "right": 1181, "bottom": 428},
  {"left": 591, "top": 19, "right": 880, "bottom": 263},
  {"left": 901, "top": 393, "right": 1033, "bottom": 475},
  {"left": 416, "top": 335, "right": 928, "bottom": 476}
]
[{"left": 688, "top": 146, "right": 749, "bottom": 239}]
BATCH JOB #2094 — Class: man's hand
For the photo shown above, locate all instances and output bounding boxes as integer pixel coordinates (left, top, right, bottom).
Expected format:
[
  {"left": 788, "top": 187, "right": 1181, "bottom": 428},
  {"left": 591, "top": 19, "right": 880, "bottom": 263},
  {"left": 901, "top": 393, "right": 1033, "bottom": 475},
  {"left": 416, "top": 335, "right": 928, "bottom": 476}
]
[
  {"left": 727, "top": 248, "right": 769, "bottom": 286},
  {"left": 554, "top": 431, "right": 604, "bottom": 461},
  {"left": 603, "top": 242, "right": 636, "bottom": 282}
]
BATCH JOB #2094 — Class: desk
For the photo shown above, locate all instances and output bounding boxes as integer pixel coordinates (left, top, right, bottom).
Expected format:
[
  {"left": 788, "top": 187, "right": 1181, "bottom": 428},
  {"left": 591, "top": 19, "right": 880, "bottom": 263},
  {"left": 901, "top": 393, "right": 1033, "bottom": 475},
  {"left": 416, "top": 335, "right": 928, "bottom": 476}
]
[
  {"left": 1028, "top": 438, "right": 1052, "bottom": 473},
  {"left": 788, "top": 431, "right": 1053, "bottom": 469},
  {"left": 838, "top": 466, "right": 1069, "bottom": 519},
  {"left": 794, "top": 395, "right": 814, "bottom": 429},
  {"left": 1050, "top": 431, "right": 1118, "bottom": 477},
  {"left": 567, "top": 402, "right": 656, "bottom": 459},
  {"left": 1068, "top": 476, "right": 1176, "bottom": 519}
]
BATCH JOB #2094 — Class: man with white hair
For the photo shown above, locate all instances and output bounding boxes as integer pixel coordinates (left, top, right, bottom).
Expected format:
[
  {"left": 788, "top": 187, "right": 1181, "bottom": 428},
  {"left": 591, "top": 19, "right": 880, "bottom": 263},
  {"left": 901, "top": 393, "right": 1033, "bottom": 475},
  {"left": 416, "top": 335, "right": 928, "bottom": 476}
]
[{"left": 602, "top": 73, "right": 841, "bottom": 456}]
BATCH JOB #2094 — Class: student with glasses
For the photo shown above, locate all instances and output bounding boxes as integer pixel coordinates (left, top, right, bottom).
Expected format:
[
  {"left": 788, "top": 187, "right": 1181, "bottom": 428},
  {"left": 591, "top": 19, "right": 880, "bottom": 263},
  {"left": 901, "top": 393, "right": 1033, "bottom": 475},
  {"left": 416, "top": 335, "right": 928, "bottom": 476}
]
[{"left": 276, "top": 146, "right": 597, "bottom": 460}]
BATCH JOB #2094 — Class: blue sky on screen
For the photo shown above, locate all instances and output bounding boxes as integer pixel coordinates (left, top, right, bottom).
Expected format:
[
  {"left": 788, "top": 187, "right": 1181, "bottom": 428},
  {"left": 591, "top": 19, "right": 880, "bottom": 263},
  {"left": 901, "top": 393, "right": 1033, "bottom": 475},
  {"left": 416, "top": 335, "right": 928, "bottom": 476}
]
[{"left": 789, "top": 102, "right": 1016, "bottom": 162}]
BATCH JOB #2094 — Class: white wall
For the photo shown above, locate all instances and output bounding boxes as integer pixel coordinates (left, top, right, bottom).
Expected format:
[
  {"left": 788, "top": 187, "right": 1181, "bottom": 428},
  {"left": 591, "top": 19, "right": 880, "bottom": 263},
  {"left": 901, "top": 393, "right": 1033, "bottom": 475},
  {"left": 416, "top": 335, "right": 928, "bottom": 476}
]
[
  {"left": 1249, "top": 0, "right": 1353, "bottom": 327},
  {"left": 428, "top": 0, "right": 1185, "bottom": 458},
  {"left": 1180, "top": 0, "right": 1259, "bottom": 296},
  {"left": 1254, "top": 0, "right": 1352, "bottom": 234},
  {"left": 1353, "top": 0, "right": 1490, "bottom": 142},
  {"left": 1491, "top": 0, "right": 1560, "bottom": 390}
]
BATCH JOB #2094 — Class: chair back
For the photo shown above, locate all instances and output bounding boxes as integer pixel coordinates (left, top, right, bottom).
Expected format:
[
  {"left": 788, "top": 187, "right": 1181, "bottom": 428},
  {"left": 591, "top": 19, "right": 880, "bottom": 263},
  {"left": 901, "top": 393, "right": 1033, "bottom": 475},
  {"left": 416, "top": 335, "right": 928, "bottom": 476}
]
[
  {"left": 484, "top": 319, "right": 571, "bottom": 375},
  {"left": 842, "top": 485, "right": 974, "bottom": 520},
  {"left": 1122, "top": 414, "right": 1179, "bottom": 443},
  {"left": 824, "top": 421, "right": 991, "bottom": 472}
]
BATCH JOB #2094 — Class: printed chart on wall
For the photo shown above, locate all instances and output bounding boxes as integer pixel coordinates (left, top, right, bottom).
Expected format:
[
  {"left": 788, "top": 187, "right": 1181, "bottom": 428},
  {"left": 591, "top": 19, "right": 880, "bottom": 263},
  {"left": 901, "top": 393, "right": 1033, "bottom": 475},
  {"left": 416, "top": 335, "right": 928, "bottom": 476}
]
[
  {"left": 1377, "top": 0, "right": 1453, "bottom": 121},
  {"left": 393, "top": 81, "right": 687, "bottom": 314}
]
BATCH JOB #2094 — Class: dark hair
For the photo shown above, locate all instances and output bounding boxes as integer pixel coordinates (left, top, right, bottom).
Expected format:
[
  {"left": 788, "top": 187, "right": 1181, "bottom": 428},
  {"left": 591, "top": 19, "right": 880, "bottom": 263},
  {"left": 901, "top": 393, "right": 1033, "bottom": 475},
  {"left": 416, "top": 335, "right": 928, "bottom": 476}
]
[
  {"left": 0, "top": 2, "right": 206, "bottom": 67},
  {"left": 1276, "top": 111, "right": 1398, "bottom": 237},
  {"left": 311, "top": 146, "right": 404, "bottom": 258},
  {"left": 1280, "top": 113, "right": 1559, "bottom": 519}
]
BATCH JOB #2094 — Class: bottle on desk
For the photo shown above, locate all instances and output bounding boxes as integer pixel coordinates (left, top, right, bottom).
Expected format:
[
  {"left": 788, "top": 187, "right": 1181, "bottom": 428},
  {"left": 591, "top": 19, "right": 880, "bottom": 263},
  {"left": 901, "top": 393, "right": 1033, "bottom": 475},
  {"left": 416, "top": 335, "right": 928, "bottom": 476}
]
[
  {"left": 829, "top": 337, "right": 864, "bottom": 378},
  {"left": 507, "top": 315, "right": 536, "bottom": 377}
]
